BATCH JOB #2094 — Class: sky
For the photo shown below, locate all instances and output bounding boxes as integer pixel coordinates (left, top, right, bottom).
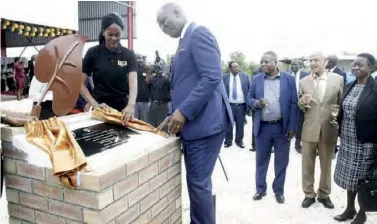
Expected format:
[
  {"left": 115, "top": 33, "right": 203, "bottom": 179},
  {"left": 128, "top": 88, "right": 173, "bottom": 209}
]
[{"left": 6, "top": 0, "right": 377, "bottom": 63}]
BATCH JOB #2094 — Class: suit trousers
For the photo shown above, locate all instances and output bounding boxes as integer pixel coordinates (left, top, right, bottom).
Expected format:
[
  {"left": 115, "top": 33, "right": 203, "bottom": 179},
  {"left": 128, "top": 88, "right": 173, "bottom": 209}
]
[
  {"left": 302, "top": 131, "right": 336, "bottom": 199},
  {"left": 134, "top": 102, "right": 149, "bottom": 122},
  {"left": 255, "top": 122, "right": 290, "bottom": 194},
  {"left": 225, "top": 103, "right": 246, "bottom": 145},
  {"left": 295, "top": 110, "right": 305, "bottom": 147},
  {"left": 182, "top": 130, "right": 226, "bottom": 224},
  {"left": 148, "top": 102, "right": 169, "bottom": 129},
  {"left": 251, "top": 111, "right": 256, "bottom": 148}
]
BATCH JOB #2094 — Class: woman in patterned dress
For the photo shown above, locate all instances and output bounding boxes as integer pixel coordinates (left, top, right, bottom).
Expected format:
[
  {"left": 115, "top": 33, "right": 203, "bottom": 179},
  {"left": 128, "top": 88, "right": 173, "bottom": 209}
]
[{"left": 334, "top": 53, "right": 377, "bottom": 224}]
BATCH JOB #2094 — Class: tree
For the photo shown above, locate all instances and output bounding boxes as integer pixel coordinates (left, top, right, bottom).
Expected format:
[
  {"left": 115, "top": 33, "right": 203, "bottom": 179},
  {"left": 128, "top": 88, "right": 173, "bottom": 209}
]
[
  {"left": 165, "top": 54, "right": 173, "bottom": 64},
  {"left": 227, "top": 51, "right": 259, "bottom": 77}
]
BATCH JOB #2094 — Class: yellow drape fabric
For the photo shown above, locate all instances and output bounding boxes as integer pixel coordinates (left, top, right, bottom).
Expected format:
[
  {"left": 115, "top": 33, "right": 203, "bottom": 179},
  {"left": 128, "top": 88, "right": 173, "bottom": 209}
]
[
  {"left": 92, "top": 106, "right": 169, "bottom": 138},
  {"left": 24, "top": 117, "right": 88, "bottom": 188}
]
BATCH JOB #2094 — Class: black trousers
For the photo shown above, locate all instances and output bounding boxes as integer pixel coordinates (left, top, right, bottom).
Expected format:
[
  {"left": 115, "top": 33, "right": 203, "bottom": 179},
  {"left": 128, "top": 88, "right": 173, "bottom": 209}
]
[
  {"left": 148, "top": 101, "right": 169, "bottom": 129},
  {"left": 6, "top": 78, "right": 15, "bottom": 91},
  {"left": 251, "top": 111, "right": 256, "bottom": 148},
  {"left": 1, "top": 79, "right": 6, "bottom": 92}
]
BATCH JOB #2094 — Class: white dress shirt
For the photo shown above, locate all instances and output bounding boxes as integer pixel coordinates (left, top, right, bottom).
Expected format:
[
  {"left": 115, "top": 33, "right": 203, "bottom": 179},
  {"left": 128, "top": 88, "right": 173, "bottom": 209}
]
[
  {"left": 180, "top": 21, "right": 192, "bottom": 39},
  {"left": 228, "top": 73, "right": 245, "bottom": 104},
  {"left": 292, "top": 70, "right": 301, "bottom": 94},
  {"left": 328, "top": 66, "right": 336, "bottom": 73},
  {"left": 29, "top": 77, "right": 53, "bottom": 102}
]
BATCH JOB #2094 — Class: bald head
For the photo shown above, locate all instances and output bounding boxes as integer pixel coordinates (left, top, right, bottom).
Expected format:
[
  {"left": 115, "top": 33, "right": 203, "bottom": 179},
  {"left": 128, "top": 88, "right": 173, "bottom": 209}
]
[
  {"left": 157, "top": 3, "right": 187, "bottom": 38},
  {"left": 326, "top": 54, "right": 338, "bottom": 69},
  {"left": 291, "top": 59, "right": 301, "bottom": 73},
  {"left": 309, "top": 52, "right": 326, "bottom": 75}
]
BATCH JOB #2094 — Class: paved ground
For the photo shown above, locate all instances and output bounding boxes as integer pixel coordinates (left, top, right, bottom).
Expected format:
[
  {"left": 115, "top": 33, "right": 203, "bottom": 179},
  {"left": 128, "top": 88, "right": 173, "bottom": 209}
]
[
  {"left": 181, "top": 117, "right": 377, "bottom": 224},
  {"left": 1, "top": 99, "right": 376, "bottom": 223}
]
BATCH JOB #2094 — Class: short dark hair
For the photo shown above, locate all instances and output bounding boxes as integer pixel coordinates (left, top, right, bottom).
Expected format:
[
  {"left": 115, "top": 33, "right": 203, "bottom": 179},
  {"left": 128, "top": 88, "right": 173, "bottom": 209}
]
[
  {"left": 228, "top": 61, "right": 237, "bottom": 70},
  {"left": 263, "top": 51, "right": 278, "bottom": 63},
  {"left": 14, "top": 57, "right": 20, "bottom": 63},
  {"left": 357, "top": 53, "right": 376, "bottom": 67}
]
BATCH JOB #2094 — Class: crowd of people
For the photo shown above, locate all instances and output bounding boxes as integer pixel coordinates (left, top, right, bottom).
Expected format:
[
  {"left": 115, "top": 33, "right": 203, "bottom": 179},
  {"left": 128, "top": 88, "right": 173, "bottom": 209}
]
[
  {"left": 1, "top": 2, "right": 376, "bottom": 224},
  {"left": 1, "top": 56, "right": 34, "bottom": 100}
]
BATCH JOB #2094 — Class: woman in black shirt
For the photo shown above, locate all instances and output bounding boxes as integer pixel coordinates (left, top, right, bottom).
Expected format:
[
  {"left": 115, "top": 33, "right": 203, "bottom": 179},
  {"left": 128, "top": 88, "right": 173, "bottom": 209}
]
[{"left": 81, "top": 12, "right": 138, "bottom": 123}]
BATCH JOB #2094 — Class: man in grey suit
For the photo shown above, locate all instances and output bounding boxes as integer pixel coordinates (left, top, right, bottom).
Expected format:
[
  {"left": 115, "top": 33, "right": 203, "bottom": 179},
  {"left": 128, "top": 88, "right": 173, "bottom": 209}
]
[{"left": 291, "top": 59, "right": 309, "bottom": 153}]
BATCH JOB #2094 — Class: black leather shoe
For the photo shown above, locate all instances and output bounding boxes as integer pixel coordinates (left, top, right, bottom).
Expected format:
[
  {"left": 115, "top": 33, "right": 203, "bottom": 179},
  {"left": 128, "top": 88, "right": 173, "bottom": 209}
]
[
  {"left": 302, "top": 197, "right": 316, "bottom": 208},
  {"left": 224, "top": 143, "right": 232, "bottom": 148},
  {"left": 275, "top": 194, "right": 285, "bottom": 204},
  {"left": 351, "top": 212, "right": 367, "bottom": 224},
  {"left": 253, "top": 192, "right": 266, "bottom": 200},
  {"left": 250, "top": 147, "right": 256, "bottom": 152},
  {"left": 237, "top": 143, "right": 245, "bottom": 148},
  {"left": 334, "top": 209, "right": 357, "bottom": 221},
  {"left": 317, "top": 197, "right": 334, "bottom": 209}
]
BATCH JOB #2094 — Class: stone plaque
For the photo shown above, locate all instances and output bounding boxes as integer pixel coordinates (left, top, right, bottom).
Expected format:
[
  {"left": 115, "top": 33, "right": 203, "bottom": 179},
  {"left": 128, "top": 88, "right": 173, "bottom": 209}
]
[{"left": 72, "top": 123, "right": 139, "bottom": 157}]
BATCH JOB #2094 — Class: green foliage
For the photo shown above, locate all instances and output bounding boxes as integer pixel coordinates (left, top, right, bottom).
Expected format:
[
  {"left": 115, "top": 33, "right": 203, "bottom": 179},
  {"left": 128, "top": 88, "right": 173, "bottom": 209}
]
[
  {"left": 165, "top": 54, "right": 173, "bottom": 64},
  {"left": 224, "top": 51, "right": 259, "bottom": 77}
]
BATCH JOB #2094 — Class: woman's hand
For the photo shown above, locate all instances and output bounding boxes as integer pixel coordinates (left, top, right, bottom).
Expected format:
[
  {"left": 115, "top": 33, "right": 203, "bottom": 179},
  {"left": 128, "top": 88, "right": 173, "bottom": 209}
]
[
  {"left": 121, "top": 104, "right": 135, "bottom": 124},
  {"left": 92, "top": 103, "right": 108, "bottom": 109}
]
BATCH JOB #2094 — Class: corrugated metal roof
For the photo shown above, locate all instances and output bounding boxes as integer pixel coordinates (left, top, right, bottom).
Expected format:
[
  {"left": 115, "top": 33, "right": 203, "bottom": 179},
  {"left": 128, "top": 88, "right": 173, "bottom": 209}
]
[
  {"left": 5, "top": 30, "right": 56, "bottom": 48},
  {"left": 4, "top": 1, "right": 136, "bottom": 47},
  {"left": 78, "top": 1, "right": 136, "bottom": 42}
]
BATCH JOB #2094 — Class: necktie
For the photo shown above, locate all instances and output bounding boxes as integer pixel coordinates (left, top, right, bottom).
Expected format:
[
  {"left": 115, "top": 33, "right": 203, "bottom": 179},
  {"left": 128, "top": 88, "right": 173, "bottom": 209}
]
[
  {"left": 232, "top": 75, "right": 237, "bottom": 100},
  {"left": 315, "top": 77, "right": 324, "bottom": 102}
]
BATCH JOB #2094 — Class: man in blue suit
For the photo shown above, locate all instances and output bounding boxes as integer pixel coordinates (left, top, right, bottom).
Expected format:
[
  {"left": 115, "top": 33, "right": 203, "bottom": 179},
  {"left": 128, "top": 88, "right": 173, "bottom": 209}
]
[
  {"left": 223, "top": 61, "right": 250, "bottom": 148},
  {"left": 248, "top": 51, "right": 298, "bottom": 204},
  {"left": 290, "top": 59, "right": 309, "bottom": 153},
  {"left": 156, "top": 3, "right": 233, "bottom": 224},
  {"left": 326, "top": 55, "right": 347, "bottom": 84}
]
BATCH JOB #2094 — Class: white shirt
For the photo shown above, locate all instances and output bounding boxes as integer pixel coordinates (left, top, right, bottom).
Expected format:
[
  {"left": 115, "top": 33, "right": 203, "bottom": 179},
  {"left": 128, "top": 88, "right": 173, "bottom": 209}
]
[
  {"left": 29, "top": 76, "right": 53, "bottom": 102},
  {"left": 228, "top": 73, "right": 245, "bottom": 104},
  {"left": 328, "top": 66, "right": 336, "bottom": 73},
  {"left": 180, "top": 21, "right": 192, "bottom": 39},
  {"left": 371, "top": 71, "right": 377, "bottom": 79},
  {"left": 292, "top": 70, "right": 301, "bottom": 94},
  {"left": 313, "top": 72, "right": 328, "bottom": 101}
]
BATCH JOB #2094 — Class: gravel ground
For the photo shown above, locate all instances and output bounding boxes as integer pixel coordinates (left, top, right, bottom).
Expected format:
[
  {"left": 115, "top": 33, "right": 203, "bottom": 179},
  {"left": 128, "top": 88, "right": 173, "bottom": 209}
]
[
  {"left": 181, "top": 116, "right": 377, "bottom": 224},
  {"left": 1, "top": 100, "right": 376, "bottom": 224}
]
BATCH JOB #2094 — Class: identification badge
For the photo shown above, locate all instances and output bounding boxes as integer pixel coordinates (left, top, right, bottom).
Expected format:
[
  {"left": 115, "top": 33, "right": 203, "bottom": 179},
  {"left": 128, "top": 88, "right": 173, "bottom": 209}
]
[{"left": 118, "top": 60, "right": 127, "bottom": 67}]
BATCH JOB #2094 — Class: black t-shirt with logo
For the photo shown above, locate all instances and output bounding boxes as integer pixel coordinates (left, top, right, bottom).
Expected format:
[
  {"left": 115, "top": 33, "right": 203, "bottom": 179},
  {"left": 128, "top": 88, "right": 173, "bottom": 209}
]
[{"left": 82, "top": 44, "right": 137, "bottom": 111}]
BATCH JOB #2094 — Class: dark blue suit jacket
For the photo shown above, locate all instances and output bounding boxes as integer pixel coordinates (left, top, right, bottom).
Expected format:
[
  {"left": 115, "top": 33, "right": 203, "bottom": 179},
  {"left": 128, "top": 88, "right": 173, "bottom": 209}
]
[
  {"left": 298, "top": 71, "right": 309, "bottom": 79},
  {"left": 333, "top": 67, "right": 347, "bottom": 85},
  {"left": 247, "top": 72, "right": 298, "bottom": 137},
  {"left": 169, "top": 23, "right": 233, "bottom": 140},
  {"left": 223, "top": 72, "right": 250, "bottom": 106}
]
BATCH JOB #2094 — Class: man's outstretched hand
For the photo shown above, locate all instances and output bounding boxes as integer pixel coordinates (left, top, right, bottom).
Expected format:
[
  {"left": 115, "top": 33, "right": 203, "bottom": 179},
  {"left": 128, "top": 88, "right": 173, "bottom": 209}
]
[{"left": 156, "top": 109, "right": 186, "bottom": 135}]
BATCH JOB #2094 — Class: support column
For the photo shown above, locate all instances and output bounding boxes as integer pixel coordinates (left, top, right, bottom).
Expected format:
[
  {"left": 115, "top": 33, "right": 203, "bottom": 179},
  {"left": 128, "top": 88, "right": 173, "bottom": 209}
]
[
  {"left": 127, "top": 1, "right": 134, "bottom": 49},
  {"left": 1, "top": 29, "right": 6, "bottom": 57}
]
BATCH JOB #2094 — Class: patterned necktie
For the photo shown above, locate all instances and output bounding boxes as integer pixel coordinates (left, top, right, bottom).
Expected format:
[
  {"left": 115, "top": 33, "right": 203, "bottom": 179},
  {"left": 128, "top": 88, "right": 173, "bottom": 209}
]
[{"left": 232, "top": 75, "right": 237, "bottom": 100}]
